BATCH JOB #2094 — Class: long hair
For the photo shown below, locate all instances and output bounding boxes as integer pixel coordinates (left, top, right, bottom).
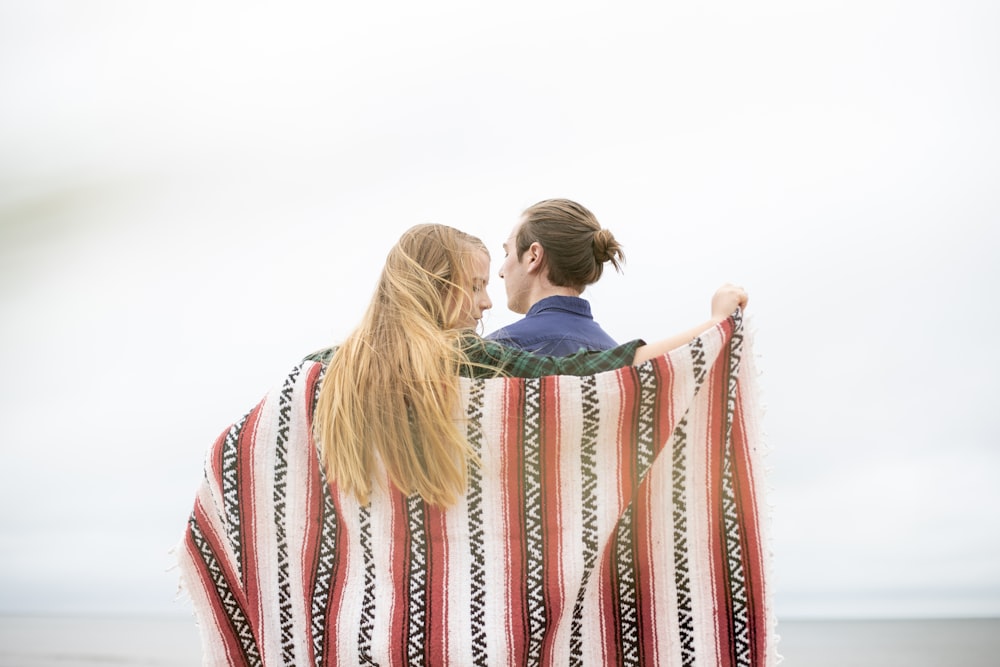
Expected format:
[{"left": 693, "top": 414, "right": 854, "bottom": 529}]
[
  {"left": 518, "top": 198, "right": 625, "bottom": 289},
  {"left": 313, "top": 224, "right": 488, "bottom": 506}
]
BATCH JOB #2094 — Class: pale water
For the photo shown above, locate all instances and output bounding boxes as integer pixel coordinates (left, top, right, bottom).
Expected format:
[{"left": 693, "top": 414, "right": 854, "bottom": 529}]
[{"left": 0, "top": 615, "right": 997, "bottom": 666}]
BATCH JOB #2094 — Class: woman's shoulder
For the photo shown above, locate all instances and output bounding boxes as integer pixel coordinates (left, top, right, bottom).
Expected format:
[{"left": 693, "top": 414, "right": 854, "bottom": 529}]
[{"left": 302, "top": 346, "right": 338, "bottom": 364}]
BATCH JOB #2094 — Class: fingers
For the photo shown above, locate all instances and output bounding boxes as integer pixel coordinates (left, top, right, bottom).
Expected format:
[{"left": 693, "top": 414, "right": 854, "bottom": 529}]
[
  {"left": 710, "top": 283, "right": 749, "bottom": 320},
  {"left": 734, "top": 284, "right": 748, "bottom": 309},
  {"left": 725, "top": 283, "right": 748, "bottom": 305}
]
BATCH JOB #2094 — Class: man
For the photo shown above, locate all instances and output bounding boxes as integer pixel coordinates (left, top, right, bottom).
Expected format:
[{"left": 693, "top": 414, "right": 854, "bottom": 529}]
[{"left": 486, "top": 198, "right": 624, "bottom": 355}]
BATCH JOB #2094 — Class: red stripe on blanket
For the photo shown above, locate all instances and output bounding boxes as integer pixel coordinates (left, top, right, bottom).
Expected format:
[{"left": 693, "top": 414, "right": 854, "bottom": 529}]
[
  {"left": 633, "top": 474, "right": 655, "bottom": 666},
  {"left": 615, "top": 367, "right": 641, "bottom": 513},
  {"left": 634, "top": 358, "right": 667, "bottom": 666},
  {"left": 388, "top": 488, "right": 408, "bottom": 666},
  {"left": 326, "top": 489, "right": 351, "bottom": 660},
  {"left": 651, "top": 352, "right": 680, "bottom": 452},
  {"left": 300, "top": 446, "right": 322, "bottom": 666},
  {"left": 599, "top": 367, "right": 642, "bottom": 663},
  {"left": 299, "top": 364, "right": 323, "bottom": 666},
  {"left": 235, "top": 404, "right": 264, "bottom": 638},
  {"left": 188, "top": 502, "right": 259, "bottom": 666},
  {"left": 500, "top": 379, "right": 528, "bottom": 665},
  {"left": 706, "top": 340, "right": 737, "bottom": 667},
  {"left": 427, "top": 503, "right": 450, "bottom": 665},
  {"left": 538, "top": 375, "right": 564, "bottom": 665},
  {"left": 733, "top": 383, "right": 768, "bottom": 666}
]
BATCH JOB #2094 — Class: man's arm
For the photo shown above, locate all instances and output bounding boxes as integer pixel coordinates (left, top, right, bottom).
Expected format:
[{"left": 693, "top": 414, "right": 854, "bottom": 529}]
[{"left": 632, "top": 283, "right": 748, "bottom": 365}]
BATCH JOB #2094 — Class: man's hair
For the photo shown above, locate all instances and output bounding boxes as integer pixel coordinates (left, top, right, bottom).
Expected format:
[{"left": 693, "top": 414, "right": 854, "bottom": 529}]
[{"left": 517, "top": 198, "right": 624, "bottom": 289}]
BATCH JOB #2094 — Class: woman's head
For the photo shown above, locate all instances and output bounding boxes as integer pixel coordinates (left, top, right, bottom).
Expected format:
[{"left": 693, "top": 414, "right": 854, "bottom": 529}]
[
  {"left": 380, "top": 224, "right": 492, "bottom": 332},
  {"left": 315, "top": 223, "right": 491, "bottom": 507},
  {"left": 514, "top": 198, "right": 625, "bottom": 290}
]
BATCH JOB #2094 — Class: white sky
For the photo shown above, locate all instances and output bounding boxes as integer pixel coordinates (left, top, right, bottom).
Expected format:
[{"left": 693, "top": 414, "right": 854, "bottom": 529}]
[{"left": 1, "top": 1, "right": 998, "bottom": 620}]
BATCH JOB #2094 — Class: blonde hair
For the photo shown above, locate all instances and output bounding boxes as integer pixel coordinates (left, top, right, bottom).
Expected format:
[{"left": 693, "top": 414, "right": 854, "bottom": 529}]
[
  {"left": 313, "top": 224, "right": 488, "bottom": 506},
  {"left": 518, "top": 198, "right": 625, "bottom": 289}
]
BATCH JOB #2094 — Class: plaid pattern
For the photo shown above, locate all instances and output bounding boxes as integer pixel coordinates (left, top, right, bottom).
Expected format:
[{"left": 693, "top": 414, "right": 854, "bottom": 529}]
[
  {"left": 459, "top": 335, "right": 643, "bottom": 378},
  {"left": 302, "top": 335, "right": 645, "bottom": 378}
]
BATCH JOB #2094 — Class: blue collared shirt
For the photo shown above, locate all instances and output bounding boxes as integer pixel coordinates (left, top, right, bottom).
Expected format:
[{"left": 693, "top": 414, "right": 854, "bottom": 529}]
[{"left": 485, "top": 295, "right": 618, "bottom": 356}]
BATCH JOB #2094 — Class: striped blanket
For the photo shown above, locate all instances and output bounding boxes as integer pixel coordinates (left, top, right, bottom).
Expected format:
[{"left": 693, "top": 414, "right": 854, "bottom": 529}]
[{"left": 177, "top": 310, "right": 775, "bottom": 666}]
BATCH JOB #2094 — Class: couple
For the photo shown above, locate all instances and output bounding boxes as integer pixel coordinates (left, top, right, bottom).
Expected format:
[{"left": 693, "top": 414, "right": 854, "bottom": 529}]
[
  {"left": 312, "top": 198, "right": 747, "bottom": 505},
  {"left": 179, "top": 199, "right": 766, "bottom": 666}
]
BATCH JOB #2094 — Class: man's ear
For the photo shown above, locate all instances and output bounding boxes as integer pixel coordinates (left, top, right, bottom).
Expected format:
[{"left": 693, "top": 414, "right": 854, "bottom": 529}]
[{"left": 525, "top": 242, "right": 545, "bottom": 274}]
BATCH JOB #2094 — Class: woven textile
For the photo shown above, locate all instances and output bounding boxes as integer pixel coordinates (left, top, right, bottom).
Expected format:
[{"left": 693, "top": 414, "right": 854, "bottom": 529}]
[{"left": 177, "top": 311, "right": 775, "bottom": 666}]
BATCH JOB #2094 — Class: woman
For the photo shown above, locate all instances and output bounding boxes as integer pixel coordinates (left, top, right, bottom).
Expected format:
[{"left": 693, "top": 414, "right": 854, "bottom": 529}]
[
  {"left": 313, "top": 223, "right": 747, "bottom": 507},
  {"left": 180, "top": 223, "right": 764, "bottom": 666}
]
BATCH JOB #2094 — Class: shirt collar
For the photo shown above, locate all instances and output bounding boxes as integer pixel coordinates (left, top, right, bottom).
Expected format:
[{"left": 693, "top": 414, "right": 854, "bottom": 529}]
[{"left": 525, "top": 295, "right": 594, "bottom": 319}]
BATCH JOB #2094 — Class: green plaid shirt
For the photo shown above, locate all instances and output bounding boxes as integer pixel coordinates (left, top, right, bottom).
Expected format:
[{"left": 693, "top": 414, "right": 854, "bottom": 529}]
[
  {"left": 457, "top": 334, "right": 643, "bottom": 378},
  {"left": 303, "top": 334, "right": 644, "bottom": 378}
]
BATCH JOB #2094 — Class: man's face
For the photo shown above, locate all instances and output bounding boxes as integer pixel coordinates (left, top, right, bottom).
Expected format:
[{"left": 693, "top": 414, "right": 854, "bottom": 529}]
[{"left": 498, "top": 220, "right": 532, "bottom": 314}]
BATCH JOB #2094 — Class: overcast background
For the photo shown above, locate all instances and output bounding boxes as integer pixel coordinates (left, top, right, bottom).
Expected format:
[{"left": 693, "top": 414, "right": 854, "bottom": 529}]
[{"left": 1, "top": 0, "right": 998, "bottom": 622}]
